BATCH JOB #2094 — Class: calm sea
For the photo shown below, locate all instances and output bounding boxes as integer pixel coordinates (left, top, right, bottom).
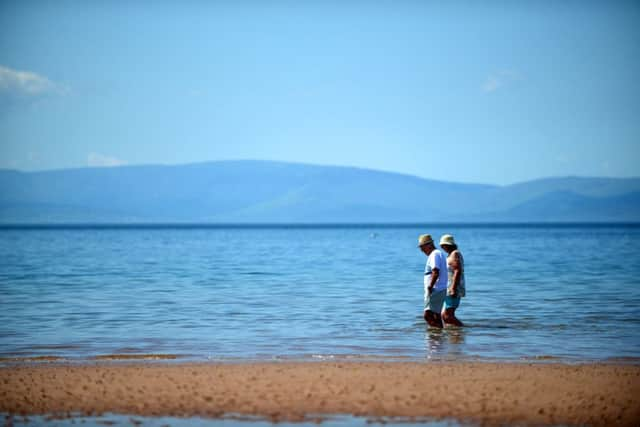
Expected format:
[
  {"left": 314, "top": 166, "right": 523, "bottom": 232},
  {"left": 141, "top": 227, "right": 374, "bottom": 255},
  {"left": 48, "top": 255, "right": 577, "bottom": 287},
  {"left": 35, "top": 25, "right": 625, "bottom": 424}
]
[{"left": 1, "top": 224, "right": 639, "bottom": 363}]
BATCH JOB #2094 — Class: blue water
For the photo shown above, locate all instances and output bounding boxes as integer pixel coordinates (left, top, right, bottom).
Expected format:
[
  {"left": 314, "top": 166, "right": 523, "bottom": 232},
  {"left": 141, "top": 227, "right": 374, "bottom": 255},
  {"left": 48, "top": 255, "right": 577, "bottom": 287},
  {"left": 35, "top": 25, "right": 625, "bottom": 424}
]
[
  {"left": 1, "top": 224, "right": 639, "bottom": 363},
  {"left": 7, "top": 413, "right": 467, "bottom": 427}
]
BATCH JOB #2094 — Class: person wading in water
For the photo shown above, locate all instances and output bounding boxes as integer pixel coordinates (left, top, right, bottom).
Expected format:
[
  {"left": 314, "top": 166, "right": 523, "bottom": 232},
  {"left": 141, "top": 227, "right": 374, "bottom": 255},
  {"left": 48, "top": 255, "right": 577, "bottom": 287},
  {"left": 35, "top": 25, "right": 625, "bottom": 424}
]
[
  {"left": 439, "top": 234, "right": 465, "bottom": 327},
  {"left": 418, "top": 234, "right": 448, "bottom": 328}
]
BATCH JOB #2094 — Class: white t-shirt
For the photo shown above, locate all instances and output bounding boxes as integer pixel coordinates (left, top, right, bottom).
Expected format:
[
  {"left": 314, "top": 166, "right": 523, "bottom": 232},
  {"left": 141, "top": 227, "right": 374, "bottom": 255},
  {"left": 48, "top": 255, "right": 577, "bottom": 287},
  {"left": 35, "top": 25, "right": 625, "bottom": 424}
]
[{"left": 424, "top": 249, "right": 448, "bottom": 292}]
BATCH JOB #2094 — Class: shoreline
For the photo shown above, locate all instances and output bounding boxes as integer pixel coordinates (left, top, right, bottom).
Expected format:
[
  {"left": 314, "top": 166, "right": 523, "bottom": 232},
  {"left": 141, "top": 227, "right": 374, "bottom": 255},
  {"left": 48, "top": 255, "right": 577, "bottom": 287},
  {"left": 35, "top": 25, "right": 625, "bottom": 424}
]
[
  {"left": 3, "top": 351, "right": 640, "bottom": 365},
  {"left": 2, "top": 361, "right": 639, "bottom": 426}
]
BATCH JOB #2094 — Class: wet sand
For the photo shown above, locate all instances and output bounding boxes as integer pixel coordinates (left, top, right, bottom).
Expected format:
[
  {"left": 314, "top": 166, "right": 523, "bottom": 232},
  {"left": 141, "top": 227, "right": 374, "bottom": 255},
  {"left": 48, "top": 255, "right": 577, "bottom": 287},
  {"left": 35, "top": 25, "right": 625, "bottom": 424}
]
[{"left": 1, "top": 362, "right": 639, "bottom": 426}]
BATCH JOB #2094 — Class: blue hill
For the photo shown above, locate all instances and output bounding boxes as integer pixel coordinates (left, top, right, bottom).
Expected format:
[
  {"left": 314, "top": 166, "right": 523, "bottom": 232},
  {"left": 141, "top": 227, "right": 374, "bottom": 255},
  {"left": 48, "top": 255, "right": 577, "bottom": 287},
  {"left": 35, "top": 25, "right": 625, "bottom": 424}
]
[{"left": 0, "top": 161, "right": 638, "bottom": 223}]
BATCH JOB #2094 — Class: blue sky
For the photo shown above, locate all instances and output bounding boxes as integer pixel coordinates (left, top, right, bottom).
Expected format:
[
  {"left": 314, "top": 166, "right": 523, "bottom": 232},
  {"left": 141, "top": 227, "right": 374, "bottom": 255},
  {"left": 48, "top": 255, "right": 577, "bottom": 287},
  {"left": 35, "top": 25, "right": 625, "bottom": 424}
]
[{"left": 0, "top": 0, "right": 638, "bottom": 185}]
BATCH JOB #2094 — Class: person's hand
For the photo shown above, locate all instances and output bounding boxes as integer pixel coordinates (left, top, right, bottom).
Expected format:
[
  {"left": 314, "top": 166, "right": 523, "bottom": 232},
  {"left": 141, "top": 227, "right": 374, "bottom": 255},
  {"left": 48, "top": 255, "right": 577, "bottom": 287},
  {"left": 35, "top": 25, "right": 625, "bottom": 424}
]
[{"left": 449, "top": 288, "right": 457, "bottom": 297}]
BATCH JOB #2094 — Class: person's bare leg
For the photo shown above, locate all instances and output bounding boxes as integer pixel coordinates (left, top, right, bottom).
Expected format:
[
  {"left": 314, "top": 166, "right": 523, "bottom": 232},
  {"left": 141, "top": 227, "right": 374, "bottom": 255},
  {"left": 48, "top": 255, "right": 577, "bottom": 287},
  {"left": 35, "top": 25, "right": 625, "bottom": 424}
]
[
  {"left": 442, "top": 308, "right": 463, "bottom": 327},
  {"left": 424, "top": 310, "right": 443, "bottom": 328}
]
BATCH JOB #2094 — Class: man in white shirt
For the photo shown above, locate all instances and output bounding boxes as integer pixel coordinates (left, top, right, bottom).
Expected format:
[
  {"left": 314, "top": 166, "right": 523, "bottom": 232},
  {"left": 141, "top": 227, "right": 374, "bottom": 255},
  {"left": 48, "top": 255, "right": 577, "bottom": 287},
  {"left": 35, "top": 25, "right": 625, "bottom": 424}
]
[{"left": 418, "top": 234, "right": 448, "bottom": 328}]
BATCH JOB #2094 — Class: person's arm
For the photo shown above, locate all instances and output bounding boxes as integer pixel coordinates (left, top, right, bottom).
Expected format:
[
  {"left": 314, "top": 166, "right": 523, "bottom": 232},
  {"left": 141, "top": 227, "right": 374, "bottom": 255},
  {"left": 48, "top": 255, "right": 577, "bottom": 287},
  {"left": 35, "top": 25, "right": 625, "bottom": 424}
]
[
  {"left": 428, "top": 267, "right": 440, "bottom": 294},
  {"left": 449, "top": 252, "right": 461, "bottom": 296}
]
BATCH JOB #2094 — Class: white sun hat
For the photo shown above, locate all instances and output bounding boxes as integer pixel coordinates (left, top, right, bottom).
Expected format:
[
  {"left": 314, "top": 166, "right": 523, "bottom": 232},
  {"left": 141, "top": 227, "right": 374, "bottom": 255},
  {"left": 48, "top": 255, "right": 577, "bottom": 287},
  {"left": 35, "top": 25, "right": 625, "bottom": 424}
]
[{"left": 439, "top": 234, "right": 456, "bottom": 247}]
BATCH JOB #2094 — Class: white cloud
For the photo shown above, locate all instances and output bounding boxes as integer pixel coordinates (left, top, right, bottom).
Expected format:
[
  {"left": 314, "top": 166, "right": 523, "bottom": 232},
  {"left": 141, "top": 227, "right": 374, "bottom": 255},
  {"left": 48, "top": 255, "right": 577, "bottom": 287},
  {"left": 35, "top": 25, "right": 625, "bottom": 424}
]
[
  {"left": 87, "top": 153, "right": 127, "bottom": 168},
  {"left": 482, "top": 76, "right": 500, "bottom": 93},
  {"left": 0, "top": 65, "right": 67, "bottom": 97},
  {"left": 482, "top": 70, "right": 521, "bottom": 93}
]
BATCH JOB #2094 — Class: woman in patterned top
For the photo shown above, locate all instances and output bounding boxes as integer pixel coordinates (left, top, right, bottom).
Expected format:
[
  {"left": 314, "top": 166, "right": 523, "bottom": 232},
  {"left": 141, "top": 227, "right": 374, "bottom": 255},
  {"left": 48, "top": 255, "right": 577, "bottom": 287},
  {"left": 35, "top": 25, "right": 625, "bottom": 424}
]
[{"left": 439, "top": 234, "right": 465, "bottom": 327}]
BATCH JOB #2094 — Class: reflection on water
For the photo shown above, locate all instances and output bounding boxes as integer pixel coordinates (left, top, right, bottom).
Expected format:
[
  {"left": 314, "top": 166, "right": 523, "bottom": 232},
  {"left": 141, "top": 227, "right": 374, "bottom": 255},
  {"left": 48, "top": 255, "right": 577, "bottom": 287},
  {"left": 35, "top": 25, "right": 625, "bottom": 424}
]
[
  {"left": 424, "top": 327, "right": 467, "bottom": 360},
  {"left": 7, "top": 413, "right": 468, "bottom": 427}
]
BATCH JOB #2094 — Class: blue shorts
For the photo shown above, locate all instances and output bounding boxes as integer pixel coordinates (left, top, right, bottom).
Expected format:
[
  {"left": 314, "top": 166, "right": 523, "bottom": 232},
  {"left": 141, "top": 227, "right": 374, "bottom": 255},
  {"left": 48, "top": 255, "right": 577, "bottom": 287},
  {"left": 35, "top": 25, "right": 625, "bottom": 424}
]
[{"left": 443, "top": 295, "right": 460, "bottom": 310}]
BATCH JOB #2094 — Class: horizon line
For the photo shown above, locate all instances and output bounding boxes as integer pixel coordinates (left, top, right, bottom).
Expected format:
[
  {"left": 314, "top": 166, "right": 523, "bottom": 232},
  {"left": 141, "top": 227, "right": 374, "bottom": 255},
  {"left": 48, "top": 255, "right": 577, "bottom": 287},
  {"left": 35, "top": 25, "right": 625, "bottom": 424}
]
[
  {"left": 1, "top": 222, "right": 639, "bottom": 230},
  {"left": 1, "top": 159, "right": 638, "bottom": 188}
]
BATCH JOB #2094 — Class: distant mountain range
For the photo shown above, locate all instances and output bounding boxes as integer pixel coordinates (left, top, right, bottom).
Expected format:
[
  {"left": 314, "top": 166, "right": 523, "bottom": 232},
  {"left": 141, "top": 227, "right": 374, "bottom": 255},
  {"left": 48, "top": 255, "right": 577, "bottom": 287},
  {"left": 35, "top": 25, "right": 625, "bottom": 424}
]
[{"left": 1, "top": 160, "right": 638, "bottom": 223}]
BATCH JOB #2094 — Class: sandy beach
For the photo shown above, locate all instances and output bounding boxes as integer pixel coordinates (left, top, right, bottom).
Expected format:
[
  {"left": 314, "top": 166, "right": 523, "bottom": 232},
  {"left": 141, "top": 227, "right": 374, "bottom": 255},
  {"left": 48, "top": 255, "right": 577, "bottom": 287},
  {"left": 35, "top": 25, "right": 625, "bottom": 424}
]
[{"left": 1, "top": 361, "right": 638, "bottom": 426}]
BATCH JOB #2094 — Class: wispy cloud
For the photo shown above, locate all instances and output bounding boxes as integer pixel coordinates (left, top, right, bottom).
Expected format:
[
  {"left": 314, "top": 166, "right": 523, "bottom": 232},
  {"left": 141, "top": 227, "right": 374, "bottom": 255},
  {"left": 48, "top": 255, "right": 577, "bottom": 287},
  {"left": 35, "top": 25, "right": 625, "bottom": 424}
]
[
  {"left": 0, "top": 65, "right": 68, "bottom": 114},
  {"left": 482, "top": 70, "right": 521, "bottom": 94},
  {"left": 87, "top": 153, "right": 127, "bottom": 168},
  {"left": 0, "top": 65, "right": 67, "bottom": 97}
]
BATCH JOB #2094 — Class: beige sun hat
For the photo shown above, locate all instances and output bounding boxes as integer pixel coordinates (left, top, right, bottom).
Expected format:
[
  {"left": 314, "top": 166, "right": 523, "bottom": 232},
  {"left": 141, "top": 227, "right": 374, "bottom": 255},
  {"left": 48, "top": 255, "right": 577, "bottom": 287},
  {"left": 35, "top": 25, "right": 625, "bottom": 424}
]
[
  {"left": 439, "top": 234, "right": 456, "bottom": 247},
  {"left": 418, "top": 234, "right": 434, "bottom": 247}
]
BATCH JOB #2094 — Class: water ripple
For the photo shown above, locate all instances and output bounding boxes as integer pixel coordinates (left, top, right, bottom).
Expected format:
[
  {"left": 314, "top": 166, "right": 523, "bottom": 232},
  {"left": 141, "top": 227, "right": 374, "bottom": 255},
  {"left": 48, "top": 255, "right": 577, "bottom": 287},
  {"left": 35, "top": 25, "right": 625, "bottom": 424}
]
[{"left": 1, "top": 225, "right": 639, "bottom": 362}]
